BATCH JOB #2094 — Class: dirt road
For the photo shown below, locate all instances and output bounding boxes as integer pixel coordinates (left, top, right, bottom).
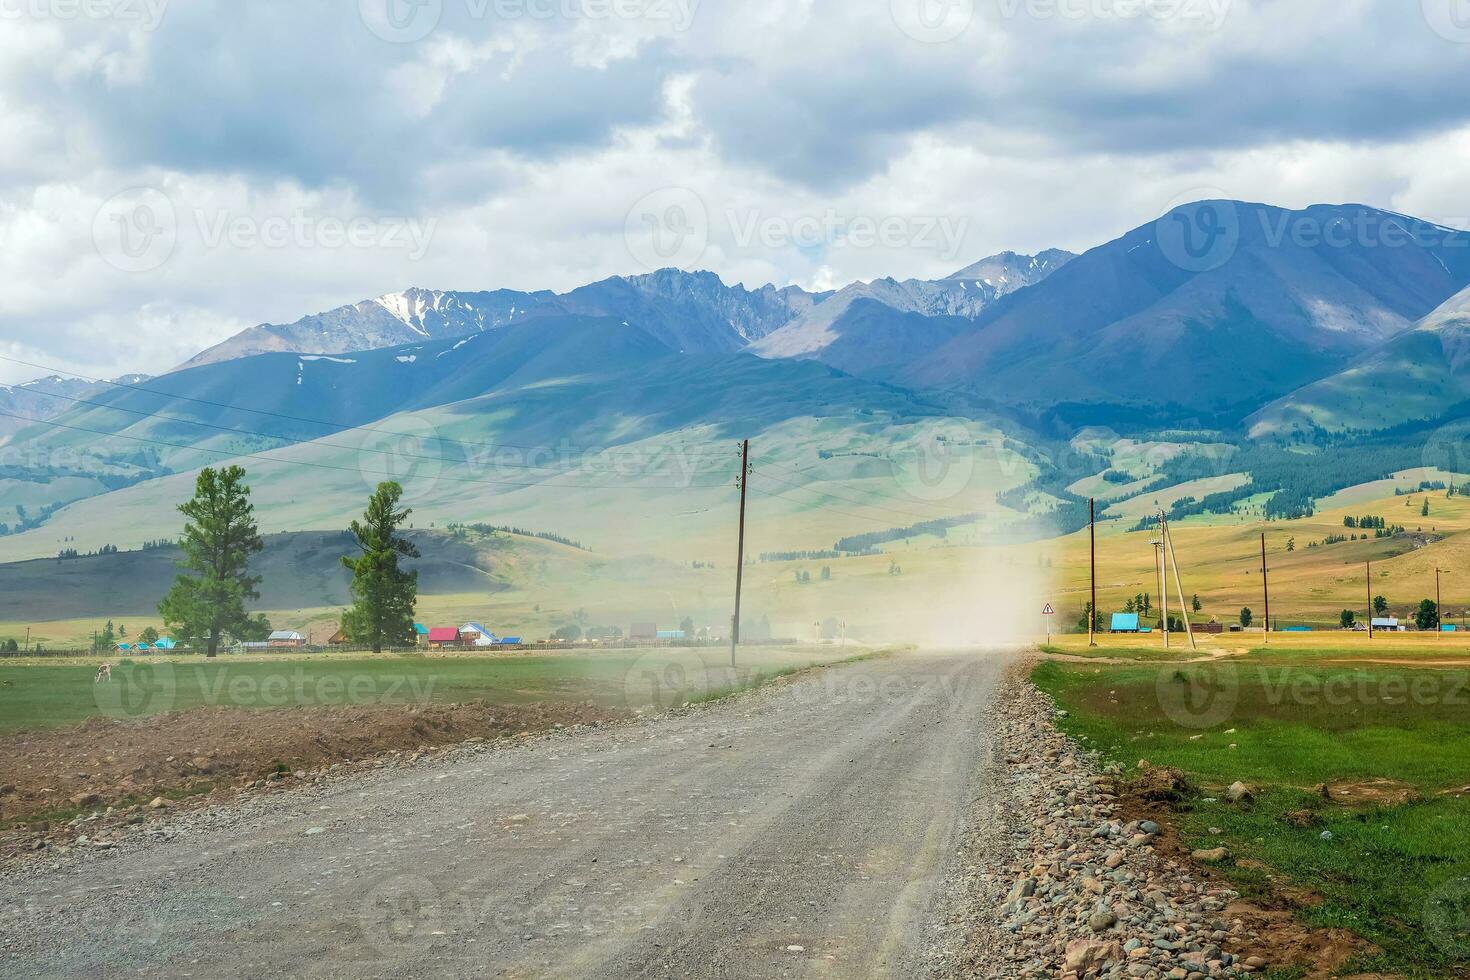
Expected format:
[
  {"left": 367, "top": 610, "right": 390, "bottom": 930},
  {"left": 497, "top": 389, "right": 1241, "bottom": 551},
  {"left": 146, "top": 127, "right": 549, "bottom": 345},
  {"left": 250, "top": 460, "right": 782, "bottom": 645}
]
[{"left": 1, "top": 650, "right": 1010, "bottom": 979}]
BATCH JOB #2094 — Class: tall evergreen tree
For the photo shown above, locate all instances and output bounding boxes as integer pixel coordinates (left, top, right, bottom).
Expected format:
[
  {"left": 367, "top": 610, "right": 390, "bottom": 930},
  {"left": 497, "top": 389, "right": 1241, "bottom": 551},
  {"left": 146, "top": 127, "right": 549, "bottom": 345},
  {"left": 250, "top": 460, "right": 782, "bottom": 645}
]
[
  {"left": 341, "top": 482, "right": 420, "bottom": 653},
  {"left": 159, "top": 466, "right": 267, "bottom": 657}
]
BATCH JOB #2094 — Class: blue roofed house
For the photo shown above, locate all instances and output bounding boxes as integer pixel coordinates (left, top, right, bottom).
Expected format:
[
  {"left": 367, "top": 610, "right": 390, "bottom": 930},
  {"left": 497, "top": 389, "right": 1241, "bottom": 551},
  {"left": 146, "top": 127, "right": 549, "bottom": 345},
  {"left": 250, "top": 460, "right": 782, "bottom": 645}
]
[{"left": 1110, "top": 613, "right": 1140, "bottom": 634}]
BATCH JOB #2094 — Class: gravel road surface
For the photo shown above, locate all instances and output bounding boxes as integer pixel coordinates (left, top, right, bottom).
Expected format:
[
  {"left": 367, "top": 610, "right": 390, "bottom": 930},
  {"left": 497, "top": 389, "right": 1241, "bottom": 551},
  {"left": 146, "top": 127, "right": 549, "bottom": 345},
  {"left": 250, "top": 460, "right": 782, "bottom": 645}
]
[{"left": 1, "top": 650, "right": 1010, "bottom": 979}]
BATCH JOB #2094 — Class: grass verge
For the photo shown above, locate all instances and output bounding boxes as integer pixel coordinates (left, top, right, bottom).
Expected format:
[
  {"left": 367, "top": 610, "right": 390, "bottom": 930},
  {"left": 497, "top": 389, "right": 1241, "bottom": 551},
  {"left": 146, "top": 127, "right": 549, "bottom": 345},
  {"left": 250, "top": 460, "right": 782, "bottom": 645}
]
[
  {"left": 1033, "top": 659, "right": 1470, "bottom": 977},
  {"left": 0, "top": 645, "right": 872, "bottom": 734}
]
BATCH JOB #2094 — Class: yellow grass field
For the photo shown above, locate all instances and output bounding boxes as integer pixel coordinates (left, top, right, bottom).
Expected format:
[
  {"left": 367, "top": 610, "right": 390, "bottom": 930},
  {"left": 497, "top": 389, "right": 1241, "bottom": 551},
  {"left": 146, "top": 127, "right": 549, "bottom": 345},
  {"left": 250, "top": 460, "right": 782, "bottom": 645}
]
[{"left": 1046, "top": 483, "right": 1470, "bottom": 631}]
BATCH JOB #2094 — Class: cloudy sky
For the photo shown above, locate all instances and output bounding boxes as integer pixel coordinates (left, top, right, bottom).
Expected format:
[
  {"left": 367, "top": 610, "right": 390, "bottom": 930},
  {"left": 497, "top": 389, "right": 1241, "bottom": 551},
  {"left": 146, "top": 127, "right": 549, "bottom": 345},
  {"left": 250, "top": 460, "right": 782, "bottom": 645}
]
[{"left": 2, "top": 0, "right": 1470, "bottom": 382}]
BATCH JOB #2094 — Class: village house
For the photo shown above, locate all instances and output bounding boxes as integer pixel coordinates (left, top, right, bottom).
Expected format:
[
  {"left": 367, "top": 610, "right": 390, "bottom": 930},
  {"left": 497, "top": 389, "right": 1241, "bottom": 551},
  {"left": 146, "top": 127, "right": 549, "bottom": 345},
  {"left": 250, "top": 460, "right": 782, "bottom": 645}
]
[
  {"left": 459, "top": 623, "right": 497, "bottom": 648},
  {"left": 426, "top": 627, "right": 460, "bottom": 650}
]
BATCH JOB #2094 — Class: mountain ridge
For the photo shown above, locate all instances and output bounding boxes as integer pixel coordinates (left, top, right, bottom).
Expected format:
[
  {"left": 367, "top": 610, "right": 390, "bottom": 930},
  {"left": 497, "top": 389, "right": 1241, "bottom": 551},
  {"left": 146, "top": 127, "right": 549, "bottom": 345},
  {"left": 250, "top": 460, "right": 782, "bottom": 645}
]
[{"left": 901, "top": 201, "right": 1470, "bottom": 411}]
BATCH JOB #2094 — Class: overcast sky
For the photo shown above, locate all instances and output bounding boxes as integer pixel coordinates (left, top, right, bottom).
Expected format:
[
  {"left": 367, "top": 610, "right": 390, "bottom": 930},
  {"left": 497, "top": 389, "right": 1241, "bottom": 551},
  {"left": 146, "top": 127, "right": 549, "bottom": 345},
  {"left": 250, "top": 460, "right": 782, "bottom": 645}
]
[{"left": 3, "top": 0, "right": 1470, "bottom": 382}]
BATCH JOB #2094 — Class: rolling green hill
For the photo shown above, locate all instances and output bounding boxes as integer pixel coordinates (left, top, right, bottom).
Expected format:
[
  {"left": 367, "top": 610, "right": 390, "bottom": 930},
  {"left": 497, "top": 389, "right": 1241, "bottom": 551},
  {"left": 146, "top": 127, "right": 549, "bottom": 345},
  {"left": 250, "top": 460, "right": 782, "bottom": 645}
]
[
  {"left": 0, "top": 319, "right": 1042, "bottom": 568},
  {"left": 1250, "top": 284, "right": 1470, "bottom": 436}
]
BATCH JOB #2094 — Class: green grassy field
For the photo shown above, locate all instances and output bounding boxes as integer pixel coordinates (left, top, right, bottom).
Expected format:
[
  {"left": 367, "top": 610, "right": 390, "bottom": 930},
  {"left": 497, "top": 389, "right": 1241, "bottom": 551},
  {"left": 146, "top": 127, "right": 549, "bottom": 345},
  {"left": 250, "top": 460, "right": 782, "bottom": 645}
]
[
  {"left": 1035, "top": 658, "right": 1470, "bottom": 976},
  {"left": 0, "top": 645, "right": 875, "bottom": 734}
]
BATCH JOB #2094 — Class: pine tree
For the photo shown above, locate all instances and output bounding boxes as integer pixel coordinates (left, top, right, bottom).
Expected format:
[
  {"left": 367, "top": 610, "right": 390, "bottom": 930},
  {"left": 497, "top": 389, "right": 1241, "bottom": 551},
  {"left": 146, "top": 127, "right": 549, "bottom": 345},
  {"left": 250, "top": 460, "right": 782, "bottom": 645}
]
[
  {"left": 1415, "top": 598, "right": 1440, "bottom": 632},
  {"left": 159, "top": 466, "right": 267, "bottom": 657},
  {"left": 341, "top": 482, "right": 420, "bottom": 653}
]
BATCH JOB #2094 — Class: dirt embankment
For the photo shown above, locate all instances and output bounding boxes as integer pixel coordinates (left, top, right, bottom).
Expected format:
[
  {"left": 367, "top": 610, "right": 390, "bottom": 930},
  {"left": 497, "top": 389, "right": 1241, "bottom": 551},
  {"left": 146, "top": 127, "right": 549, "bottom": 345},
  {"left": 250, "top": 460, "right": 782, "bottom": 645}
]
[{"left": 0, "top": 700, "right": 622, "bottom": 860}]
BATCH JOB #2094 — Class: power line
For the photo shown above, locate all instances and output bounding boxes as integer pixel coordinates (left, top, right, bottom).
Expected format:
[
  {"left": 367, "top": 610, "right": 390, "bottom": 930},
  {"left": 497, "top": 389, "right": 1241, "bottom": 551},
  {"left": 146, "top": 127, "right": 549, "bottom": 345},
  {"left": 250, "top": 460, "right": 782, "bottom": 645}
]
[
  {"left": 6, "top": 382, "right": 734, "bottom": 479},
  {"left": 0, "top": 353, "right": 735, "bottom": 462},
  {"left": 0, "top": 410, "right": 734, "bottom": 492}
]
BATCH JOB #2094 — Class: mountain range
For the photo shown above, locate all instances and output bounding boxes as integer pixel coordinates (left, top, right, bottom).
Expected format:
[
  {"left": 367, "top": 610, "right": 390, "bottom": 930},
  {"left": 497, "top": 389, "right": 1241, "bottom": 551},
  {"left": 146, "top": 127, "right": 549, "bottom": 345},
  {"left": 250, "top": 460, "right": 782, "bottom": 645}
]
[
  {"left": 162, "top": 202, "right": 1470, "bottom": 422},
  {"left": 182, "top": 270, "right": 830, "bottom": 368},
  {"left": 0, "top": 374, "right": 150, "bottom": 441},
  {"left": 178, "top": 251, "right": 1079, "bottom": 371},
  {"left": 7, "top": 199, "right": 1470, "bottom": 557}
]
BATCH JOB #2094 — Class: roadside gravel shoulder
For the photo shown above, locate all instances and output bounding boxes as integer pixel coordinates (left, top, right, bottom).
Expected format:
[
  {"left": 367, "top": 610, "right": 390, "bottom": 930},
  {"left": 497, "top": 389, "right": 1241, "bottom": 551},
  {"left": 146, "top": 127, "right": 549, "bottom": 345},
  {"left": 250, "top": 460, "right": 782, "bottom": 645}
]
[{"left": 941, "top": 660, "right": 1262, "bottom": 980}]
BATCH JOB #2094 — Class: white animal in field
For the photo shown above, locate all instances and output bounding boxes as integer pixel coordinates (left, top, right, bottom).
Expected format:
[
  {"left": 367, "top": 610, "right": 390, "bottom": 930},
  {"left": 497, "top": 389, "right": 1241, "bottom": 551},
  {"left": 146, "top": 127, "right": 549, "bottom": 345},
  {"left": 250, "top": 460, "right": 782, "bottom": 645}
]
[{"left": 95, "top": 663, "right": 113, "bottom": 683}]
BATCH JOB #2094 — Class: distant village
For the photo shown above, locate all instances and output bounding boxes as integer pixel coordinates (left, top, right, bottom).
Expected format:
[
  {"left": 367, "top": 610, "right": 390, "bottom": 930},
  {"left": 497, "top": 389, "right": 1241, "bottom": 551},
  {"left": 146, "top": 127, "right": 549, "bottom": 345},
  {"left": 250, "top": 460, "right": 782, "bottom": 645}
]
[{"left": 105, "top": 620, "right": 732, "bottom": 656}]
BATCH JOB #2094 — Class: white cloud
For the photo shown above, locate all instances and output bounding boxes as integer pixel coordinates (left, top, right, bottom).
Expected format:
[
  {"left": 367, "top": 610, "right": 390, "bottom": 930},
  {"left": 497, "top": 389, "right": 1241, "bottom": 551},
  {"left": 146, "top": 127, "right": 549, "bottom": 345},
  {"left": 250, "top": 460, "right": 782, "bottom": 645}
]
[{"left": 2, "top": 0, "right": 1470, "bottom": 383}]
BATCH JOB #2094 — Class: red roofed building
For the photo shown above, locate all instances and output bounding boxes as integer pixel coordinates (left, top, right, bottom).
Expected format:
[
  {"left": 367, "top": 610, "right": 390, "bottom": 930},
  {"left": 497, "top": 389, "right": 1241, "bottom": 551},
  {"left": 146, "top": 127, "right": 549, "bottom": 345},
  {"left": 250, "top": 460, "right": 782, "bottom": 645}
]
[{"left": 427, "top": 627, "right": 461, "bottom": 649}]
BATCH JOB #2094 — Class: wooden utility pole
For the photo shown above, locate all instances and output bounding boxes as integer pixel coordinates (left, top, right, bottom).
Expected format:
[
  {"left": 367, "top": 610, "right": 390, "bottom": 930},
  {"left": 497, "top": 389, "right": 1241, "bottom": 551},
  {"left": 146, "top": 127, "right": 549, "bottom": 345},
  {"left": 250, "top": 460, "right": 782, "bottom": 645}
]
[
  {"left": 1163, "top": 517, "right": 1196, "bottom": 651},
  {"left": 1156, "top": 518, "right": 1169, "bottom": 649},
  {"left": 1153, "top": 539, "right": 1164, "bottom": 642},
  {"left": 1260, "top": 533, "right": 1270, "bottom": 637},
  {"left": 1437, "top": 568, "right": 1443, "bottom": 636},
  {"left": 1367, "top": 561, "right": 1374, "bottom": 639},
  {"left": 23, "top": 626, "right": 29, "bottom": 654},
  {"left": 1089, "top": 498, "right": 1097, "bottom": 647},
  {"left": 731, "top": 439, "right": 750, "bottom": 667}
]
